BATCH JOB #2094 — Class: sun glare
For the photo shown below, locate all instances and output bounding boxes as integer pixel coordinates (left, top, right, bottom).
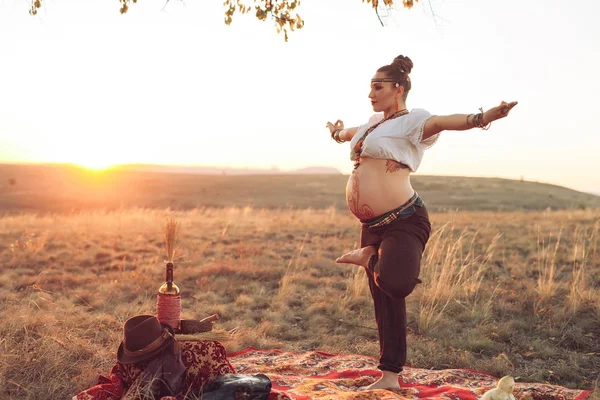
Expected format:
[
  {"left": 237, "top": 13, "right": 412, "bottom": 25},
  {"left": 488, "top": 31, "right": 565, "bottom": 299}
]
[
  {"left": 76, "top": 159, "right": 117, "bottom": 171},
  {"left": 63, "top": 150, "right": 122, "bottom": 171}
]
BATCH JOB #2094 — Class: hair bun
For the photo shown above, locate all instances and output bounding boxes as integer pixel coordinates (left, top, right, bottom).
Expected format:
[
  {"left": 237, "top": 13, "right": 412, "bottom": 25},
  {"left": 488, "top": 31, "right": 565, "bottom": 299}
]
[{"left": 391, "top": 55, "right": 413, "bottom": 75}]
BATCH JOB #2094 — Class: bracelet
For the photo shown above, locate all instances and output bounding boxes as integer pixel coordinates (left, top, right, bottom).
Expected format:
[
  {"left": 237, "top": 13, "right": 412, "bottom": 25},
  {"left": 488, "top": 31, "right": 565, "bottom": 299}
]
[
  {"left": 332, "top": 129, "right": 344, "bottom": 143},
  {"left": 471, "top": 107, "right": 491, "bottom": 130}
]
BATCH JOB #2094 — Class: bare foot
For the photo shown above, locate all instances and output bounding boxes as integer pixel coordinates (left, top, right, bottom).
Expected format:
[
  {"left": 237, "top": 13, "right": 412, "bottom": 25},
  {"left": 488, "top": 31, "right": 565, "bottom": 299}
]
[
  {"left": 336, "top": 246, "right": 376, "bottom": 268},
  {"left": 361, "top": 371, "right": 400, "bottom": 390}
]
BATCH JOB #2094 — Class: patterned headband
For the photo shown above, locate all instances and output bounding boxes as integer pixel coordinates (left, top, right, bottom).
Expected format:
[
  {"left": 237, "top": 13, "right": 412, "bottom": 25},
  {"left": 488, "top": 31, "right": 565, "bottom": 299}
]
[{"left": 371, "top": 78, "right": 409, "bottom": 88}]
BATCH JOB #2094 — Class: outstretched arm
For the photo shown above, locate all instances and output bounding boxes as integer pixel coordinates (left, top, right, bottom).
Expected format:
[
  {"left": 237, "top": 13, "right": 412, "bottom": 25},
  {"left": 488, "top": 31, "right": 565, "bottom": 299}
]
[
  {"left": 326, "top": 114, "right": 383, "bottom": 143},
  {"left": 423, "top": 101, "right": 518, "bottom": 141}
]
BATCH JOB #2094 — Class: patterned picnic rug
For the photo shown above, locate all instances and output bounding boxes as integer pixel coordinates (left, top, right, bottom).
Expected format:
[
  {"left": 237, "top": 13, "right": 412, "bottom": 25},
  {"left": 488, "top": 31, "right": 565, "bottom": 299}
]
[{"left": 229, "top": 347, "right": 592, "bottom": 400}]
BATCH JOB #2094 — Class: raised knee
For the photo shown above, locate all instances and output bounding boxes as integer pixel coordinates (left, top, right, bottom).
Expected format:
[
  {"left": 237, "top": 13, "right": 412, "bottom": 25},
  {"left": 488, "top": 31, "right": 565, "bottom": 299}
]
[
  {"left": 395, "top": 282, "right": 416, "bottom": 298},
  {"left": 385, "top": 278, "right": 420, "bottom": 299}
]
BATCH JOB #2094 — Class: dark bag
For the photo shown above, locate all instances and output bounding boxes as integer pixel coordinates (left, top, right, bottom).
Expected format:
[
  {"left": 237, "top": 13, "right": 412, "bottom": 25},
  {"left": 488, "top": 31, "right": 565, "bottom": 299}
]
[
  {"left": 201, "top": 374, "right": 272, "bottom": 400},
  {"left": 134, "top": 341, "right": 187, "bottom": 399}
]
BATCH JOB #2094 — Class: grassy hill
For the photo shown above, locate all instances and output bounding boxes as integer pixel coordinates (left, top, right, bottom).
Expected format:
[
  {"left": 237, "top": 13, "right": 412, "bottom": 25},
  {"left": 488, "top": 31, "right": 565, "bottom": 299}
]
[{"left": 1, "top": 163, "right": 599, "bottom": 214}]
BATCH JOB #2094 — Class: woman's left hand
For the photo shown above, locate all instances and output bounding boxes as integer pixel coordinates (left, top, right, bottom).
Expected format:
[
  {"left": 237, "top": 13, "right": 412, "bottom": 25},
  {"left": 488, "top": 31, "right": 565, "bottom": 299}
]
[
  {"left": 484, "top": 101, "right": 518, "bottom": 124},
  {"left": 326, "top": 120, "right": 344, "bottom": 135}
]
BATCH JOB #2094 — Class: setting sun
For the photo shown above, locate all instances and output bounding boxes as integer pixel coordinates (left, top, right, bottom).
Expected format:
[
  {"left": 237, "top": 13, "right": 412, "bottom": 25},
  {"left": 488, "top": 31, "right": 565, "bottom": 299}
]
[
  {"left": 76, "top": 160, "right": 117, "bottom": 171},
  {"left": 50, "top": 144, "right": 125, "bottom": 171}
]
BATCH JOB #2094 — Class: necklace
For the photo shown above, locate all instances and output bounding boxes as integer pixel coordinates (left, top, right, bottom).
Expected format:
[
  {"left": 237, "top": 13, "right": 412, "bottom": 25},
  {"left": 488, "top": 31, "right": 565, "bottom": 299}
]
[{"left": 353, "top": 109, "right": 409, "bottom": 169}]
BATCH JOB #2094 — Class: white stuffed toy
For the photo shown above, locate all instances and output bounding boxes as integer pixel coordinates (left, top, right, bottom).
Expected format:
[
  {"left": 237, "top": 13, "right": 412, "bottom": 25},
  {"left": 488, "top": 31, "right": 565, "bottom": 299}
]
[{"left": 480, "top": 376, "right": 516, "bottom": 400}]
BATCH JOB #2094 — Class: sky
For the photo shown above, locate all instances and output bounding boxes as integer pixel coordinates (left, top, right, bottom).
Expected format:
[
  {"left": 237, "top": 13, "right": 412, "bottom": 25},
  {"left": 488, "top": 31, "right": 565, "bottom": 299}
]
[{"left": 0, "top": 0, "right": 599, "bottom": 194}]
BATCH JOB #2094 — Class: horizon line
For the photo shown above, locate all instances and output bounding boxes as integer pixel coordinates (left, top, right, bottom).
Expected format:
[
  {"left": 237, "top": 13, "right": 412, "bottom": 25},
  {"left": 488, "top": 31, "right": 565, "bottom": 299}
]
[{"left": 1, "top": 161, "right": 599, "bottom": 196}]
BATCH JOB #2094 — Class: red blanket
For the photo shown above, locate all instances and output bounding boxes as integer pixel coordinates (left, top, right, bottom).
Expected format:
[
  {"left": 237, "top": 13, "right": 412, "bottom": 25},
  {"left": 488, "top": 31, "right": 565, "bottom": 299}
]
[
  {"left": 229, "top": 347, "right": 592, "bottom": 400},
  {"left": 73, "top": 340, "right": 234, "bottom": 400}
]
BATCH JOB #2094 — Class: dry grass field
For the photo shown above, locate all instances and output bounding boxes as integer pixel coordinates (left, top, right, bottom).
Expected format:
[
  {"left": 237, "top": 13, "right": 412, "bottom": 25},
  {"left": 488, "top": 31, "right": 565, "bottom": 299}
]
[
  {"left": 1, "top": 207, "right": 599, "bottom": 399},
  {"left": 0, "top": 164, "right": 599, "bottom": 399}
]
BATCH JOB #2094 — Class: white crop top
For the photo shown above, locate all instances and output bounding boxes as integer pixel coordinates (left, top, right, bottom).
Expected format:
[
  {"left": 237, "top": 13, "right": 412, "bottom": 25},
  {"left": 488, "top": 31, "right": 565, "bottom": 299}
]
[{"left": 349, "top": 108, "right": 439, "bottom": 172}]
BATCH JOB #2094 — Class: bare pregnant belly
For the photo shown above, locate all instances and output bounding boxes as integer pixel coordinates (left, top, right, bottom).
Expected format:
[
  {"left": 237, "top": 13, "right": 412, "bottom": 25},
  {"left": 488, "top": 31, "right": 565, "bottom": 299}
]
[{"left": 346, "top": 157, "right": 415, "bottom": 221}]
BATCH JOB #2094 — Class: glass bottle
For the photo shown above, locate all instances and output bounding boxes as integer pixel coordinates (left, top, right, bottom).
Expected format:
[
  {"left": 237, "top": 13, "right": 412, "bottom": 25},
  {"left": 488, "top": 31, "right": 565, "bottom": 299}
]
[{"left": 158, "top": 262, "right": 180, "bottom": 295}]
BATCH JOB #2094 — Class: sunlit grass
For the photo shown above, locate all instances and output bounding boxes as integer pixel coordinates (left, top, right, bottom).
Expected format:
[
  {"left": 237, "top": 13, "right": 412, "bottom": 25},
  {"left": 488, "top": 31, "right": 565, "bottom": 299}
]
[{"left": 0, "top": 207, "right": 598, "bottom": 399}]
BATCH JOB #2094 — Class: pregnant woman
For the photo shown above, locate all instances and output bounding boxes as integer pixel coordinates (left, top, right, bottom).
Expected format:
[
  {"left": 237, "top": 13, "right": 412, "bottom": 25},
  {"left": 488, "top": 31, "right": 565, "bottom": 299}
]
[{"left": 327, "top": 54, "right": 517, "bottom": 390}]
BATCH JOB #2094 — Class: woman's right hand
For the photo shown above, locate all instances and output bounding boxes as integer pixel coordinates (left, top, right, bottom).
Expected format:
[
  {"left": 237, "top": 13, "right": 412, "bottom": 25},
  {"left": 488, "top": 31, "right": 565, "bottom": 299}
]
[{"left": 326, "top": 120, "right": 344, "bottom": 135}]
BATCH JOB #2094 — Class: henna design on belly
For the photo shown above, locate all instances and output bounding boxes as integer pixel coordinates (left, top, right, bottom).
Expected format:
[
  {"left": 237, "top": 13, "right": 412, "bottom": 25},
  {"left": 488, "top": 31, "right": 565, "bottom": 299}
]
[
  {"left": 347, "top": 171, "right": 375, "bottom": 220},
  {"left": 385, "top": 160, "right": 410, "bottom": 173}
]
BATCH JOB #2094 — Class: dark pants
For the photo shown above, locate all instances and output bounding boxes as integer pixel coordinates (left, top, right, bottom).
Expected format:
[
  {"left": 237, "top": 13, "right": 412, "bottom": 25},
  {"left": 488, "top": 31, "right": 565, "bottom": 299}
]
[{"left": 360, "top": 199, "right": 431, "bottom": 373}]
